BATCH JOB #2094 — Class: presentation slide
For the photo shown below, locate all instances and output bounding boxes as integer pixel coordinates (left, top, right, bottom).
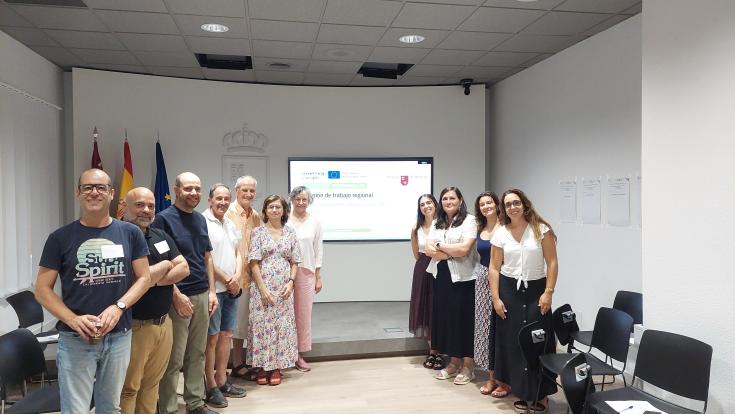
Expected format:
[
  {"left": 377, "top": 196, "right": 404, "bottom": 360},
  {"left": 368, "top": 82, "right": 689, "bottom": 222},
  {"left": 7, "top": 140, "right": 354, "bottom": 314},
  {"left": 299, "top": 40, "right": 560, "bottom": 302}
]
[{"left": 289, "top": 158, "right": 433, "bottom": 241}]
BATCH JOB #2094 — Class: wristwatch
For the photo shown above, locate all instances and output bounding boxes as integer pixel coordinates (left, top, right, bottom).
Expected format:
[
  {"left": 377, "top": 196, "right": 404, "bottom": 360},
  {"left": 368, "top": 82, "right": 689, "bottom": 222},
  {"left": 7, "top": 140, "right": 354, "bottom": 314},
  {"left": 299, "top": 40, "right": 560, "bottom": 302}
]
[
  {"left": 116, "top": 300, "right": 127, "bottom": 311},
  {"left": 545, "top": 287, "right": 555, "bottom": 293}
]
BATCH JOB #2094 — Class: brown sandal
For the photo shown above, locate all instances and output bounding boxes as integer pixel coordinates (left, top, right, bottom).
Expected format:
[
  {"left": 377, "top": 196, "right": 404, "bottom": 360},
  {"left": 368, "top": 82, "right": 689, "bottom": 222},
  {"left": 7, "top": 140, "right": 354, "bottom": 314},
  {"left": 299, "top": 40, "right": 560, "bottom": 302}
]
[
  {"left": 256, "top": 369, "right": 268, "bottom": 385},
  {"left": 480, "top": 380, "right": 498, "bottom": 395},
  {"left": 491, "top": 384, "right": 511, "bottom": 398},
  {"left": 269, "top": 369, "right": 282, "bottom": 386}
]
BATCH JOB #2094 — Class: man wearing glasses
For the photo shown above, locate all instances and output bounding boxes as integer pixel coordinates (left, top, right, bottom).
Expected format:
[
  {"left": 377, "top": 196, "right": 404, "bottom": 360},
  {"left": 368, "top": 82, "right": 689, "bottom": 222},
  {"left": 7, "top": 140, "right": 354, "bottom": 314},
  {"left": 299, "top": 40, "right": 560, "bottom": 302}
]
[{"left": 35, "top": 168, "right": 153, "bottom": 413}]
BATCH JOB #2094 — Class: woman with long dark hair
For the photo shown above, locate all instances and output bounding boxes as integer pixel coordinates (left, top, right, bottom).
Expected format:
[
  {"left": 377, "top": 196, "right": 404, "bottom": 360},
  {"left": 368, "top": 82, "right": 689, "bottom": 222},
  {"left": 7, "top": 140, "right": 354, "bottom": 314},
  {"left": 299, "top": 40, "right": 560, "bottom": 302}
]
[
  {"left": 489, "top": 189, "right": 558, "bottom": 412},
  {"left": 425, "top": 187, "right": 479, "bottom": 385}
]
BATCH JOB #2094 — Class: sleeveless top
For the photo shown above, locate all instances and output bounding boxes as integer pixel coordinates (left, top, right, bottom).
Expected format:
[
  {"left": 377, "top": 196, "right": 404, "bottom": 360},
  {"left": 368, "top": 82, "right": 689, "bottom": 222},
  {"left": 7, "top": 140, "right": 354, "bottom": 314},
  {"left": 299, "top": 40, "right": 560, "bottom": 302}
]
[{"left": 417, "top": 225, "right": 429, "bottom": 254}]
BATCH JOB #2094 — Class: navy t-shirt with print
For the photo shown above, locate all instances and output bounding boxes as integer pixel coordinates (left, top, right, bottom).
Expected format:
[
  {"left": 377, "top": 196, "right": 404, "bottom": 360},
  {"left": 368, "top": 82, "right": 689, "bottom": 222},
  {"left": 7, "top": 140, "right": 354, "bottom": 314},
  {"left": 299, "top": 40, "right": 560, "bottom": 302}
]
[
  {"left": 38, "top": 219, "right": 149, "bottom": 333},
  {"left": 151, "top": 205, "right": 212, "bottom": 296}
]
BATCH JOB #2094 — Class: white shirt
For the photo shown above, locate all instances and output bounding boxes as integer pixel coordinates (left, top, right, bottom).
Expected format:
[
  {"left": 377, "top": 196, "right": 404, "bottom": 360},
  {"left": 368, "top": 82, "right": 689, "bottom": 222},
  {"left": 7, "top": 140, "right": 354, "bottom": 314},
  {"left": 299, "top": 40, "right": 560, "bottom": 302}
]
[
  {"left": 427, "top": 215, "right": 479, "bottom": 283},
  {"left": 286, "top": 214, "right": 323, "bottom": 273},
  {"left": 416, "top": 226, "right": 429, "bottom": 254},
  {"left": 204, "top": 208, "right": 242, "bottom": 293},
  {"left": 491, "top": 223, "right": 550, "bottom": 289}
]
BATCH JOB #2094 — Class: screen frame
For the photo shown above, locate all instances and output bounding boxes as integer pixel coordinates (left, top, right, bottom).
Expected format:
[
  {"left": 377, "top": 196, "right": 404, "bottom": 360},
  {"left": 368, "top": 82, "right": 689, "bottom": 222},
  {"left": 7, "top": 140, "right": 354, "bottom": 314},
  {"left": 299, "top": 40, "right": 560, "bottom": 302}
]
[{"left": 287, "top": 156, "right": 434, "bottom": 242}]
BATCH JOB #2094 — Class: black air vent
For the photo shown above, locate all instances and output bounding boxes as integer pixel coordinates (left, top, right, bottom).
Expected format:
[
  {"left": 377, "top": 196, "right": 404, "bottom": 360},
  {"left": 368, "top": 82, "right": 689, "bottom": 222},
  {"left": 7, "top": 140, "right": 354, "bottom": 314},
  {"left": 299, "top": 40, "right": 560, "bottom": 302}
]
[
  {"left": 358, "top": 62, "right": 413, "bottom": 79},
  {"left": 195, "top": 54, "right": 253, "bottom": 71},
  {"left": 5, "top": 0, "right": 87, "bottom": 6}
]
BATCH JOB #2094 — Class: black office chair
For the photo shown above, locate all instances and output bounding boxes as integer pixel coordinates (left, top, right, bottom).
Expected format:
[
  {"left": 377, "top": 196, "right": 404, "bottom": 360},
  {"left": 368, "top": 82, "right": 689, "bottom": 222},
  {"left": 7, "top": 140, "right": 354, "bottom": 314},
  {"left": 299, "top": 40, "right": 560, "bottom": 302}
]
[
  {"left": 586, "top": 330, "right": 712, "bottom": 414},
  {"left": 559, "top": 353, "right": 594, "bottom": 414},
  {"left": 0, "top": 328, "right": 60, "bottom": 414},
  {"left": 570, "top": 291, "right": 642, "bottom": 352},
  {"left": 518, "top": 320, "right": 558, "bottom": 413},
  {"left": 552, "top": 304, "right": 579, "bottom": 353},
  {"left": 6, "top": 290, "right": 58, "bottom": 348}
]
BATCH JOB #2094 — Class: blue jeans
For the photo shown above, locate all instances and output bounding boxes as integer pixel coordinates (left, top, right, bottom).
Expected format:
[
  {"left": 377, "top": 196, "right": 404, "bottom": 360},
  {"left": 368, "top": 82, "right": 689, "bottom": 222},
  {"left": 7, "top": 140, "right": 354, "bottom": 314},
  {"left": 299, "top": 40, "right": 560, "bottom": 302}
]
[
  {"left": 57, "top": 329, "right": 132, "bottom": 413},
  {"left": 208, "top": 292, "right": 239, "bottom": 335}
]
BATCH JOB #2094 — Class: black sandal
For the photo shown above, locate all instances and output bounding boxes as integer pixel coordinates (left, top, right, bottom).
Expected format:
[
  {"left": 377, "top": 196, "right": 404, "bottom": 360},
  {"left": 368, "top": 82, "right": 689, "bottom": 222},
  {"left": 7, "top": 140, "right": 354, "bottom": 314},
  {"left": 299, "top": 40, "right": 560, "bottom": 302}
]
[
  {"left": 432, "top": 355, "right": 446, "bottom": 370},
  {"left": 423, "top": 354, "right": 437, "bottom": 369},
  {"left": 513, "top": 400, "right": 546, "bottom": 413},
  {"left": 230, "top": 363, "right": 249, "bottom": 379}
]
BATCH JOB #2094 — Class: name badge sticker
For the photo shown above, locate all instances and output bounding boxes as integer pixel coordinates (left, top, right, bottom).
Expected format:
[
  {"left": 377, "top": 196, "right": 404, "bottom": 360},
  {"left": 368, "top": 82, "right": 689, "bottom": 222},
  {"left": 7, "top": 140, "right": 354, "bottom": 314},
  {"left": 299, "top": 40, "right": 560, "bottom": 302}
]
[
  {"left": 101, "top": 244, "right": 124, "bottom": 259},
  {"left": 154, "top": 240, "right": 170, "bottom": 254}
]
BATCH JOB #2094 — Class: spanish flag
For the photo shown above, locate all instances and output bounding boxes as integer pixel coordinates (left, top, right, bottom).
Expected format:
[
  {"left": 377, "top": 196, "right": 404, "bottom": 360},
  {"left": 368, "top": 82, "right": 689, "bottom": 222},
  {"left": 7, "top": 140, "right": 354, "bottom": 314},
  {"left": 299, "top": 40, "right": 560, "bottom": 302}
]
[{"left": 116, "top": 140, "right": 133, "bottom": 219}]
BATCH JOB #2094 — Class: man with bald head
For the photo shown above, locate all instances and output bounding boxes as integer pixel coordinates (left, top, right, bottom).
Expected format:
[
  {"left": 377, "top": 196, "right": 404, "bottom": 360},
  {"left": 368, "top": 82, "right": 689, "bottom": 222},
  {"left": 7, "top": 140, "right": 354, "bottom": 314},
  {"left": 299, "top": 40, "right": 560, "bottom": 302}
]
[
  {"left": 120, "top": 187, "right": 189, "bottom": 414},
  {"left": 35, "top": 168, "right": 152, "bottom": 413},
  {"left": 153, "top": 172, "right": 218, "bottom": 414}
]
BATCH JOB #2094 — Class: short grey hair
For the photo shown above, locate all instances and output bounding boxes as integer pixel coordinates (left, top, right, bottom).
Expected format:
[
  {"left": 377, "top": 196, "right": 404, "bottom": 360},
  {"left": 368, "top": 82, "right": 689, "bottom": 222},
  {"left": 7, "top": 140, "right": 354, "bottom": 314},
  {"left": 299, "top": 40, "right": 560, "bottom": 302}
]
[
  {"left": 289, "top": 186, "right": 313, "bottom": 204},
  {"left": 234, "top": 175, "right": 257, "bottom": 191},
  {"left": 208, "top": 183, "right": 229, "bottom": 198}
]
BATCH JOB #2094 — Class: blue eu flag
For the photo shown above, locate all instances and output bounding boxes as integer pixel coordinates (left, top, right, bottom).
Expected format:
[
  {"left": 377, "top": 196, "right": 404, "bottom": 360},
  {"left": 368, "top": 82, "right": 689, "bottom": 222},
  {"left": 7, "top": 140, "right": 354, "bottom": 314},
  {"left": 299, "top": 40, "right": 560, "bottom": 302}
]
[{"left": 154, "top": 142, "right": 172, "bottom": 213}]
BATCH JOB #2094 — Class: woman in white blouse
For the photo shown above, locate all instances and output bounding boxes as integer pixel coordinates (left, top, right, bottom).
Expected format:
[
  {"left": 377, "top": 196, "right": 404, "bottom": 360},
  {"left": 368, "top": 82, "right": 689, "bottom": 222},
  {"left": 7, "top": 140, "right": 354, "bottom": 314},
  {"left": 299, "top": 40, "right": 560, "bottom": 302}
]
[
  {"left": 425, "top": 186, "right": 480, "bottom": 385},
  {"left": 489, "top": 189, "right": 558, "bottom": 413},
  {"left": 287, "top": 186, "right": 324, "bottom": 372}
]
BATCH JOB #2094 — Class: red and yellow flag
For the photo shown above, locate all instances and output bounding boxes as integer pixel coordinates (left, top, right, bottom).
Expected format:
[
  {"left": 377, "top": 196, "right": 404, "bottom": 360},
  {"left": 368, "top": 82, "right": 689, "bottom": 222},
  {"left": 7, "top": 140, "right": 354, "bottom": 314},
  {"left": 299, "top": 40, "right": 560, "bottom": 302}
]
[{"left": 116, "top": 140, "right": 133, "bottom": 219}]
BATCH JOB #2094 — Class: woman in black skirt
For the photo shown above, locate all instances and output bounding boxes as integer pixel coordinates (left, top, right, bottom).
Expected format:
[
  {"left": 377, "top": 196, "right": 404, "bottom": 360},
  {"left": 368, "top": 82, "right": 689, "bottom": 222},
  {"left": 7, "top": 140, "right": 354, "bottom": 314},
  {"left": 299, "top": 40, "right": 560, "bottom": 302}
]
[
  {"left": 489, "top": 189, "right": 558, "bottom": 413},
  {"left": 409, "top": 194, "right": 442, "bottom": 369},
  {"left": 425, "top": 187, "right": 479, "bottom": 385}
]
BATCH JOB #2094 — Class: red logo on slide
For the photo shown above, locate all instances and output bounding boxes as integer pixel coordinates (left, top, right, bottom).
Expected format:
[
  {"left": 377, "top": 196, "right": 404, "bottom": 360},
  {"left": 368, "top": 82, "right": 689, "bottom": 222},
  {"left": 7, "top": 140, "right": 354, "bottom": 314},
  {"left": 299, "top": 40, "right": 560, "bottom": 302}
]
[{"left": 400, "top": 175, "right": 409, "bottom": 186}]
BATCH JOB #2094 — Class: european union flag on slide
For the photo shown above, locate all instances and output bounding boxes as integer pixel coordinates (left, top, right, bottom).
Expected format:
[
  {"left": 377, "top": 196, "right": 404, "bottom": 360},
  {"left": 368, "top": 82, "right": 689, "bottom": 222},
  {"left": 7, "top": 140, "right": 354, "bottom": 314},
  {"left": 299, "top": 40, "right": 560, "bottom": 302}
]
[
  {"left": 328, "top": 170, "right": 340, "bottom": 179},
  {"left": 154, "top": 141, "right": 172, "bottom": 213}
]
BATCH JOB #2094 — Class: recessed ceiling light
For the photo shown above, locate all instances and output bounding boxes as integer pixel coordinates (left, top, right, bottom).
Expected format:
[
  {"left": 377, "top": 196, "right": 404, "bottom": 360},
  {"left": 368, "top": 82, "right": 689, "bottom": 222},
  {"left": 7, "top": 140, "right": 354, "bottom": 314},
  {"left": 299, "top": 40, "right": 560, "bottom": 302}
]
[
  {"left": 325, "top": 48, "right": 356, "bottom": 59},
  {"left": 269, "top": 62, "right": 291, "bottom": 69},
  {"left": 399, "top": 34, "right": 425, "bottom": 44},
  {"left": 201, "top": 23, "right": 229, "bottom": 33}
]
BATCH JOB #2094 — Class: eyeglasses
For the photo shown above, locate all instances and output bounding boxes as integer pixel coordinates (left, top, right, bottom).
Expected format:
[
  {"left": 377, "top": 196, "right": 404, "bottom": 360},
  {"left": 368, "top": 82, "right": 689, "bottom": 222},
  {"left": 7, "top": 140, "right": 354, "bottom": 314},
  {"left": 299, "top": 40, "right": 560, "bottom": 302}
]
[
  {"left": 504, "top": 200, "right": 523, "bottom": 209},
  {"left": 79, "top": 184, "right": 111, "bottom": 194}
]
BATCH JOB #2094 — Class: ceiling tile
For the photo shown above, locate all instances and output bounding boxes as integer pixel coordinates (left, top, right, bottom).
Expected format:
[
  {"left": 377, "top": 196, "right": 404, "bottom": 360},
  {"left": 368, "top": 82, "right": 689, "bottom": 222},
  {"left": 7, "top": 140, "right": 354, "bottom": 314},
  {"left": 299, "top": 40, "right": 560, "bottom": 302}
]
[
  {"left": 250, "top": 20, "right": 318, "bottom": 42},
  {"left": 459, "top": 7, "right": 545, "bottom": 33},
  {"left": 164, "top": 0, "right": 245, "bottom": 17},
  {"left": 457, "top": 65, "right": 510, "bottom": 81},
  {"left": 522, "top": 11, "right": 610, "bottom": 35},
  {"left": 252, "top": 40, "right": 313, "bottom": 59},
  {"left": 482, "top": 0, "right": 564, "bottom": 10},
  {"left": 317, "top": 24, "right": 385, "bottom": 46},
  {"left": 303, "top": 72, "right": 355, "bottom": 85},
  {"left": 116, "top": 33, "right": 189, "bottom": 52},
  {"left": 350, "top": 75, "right": 396, "bottom": 86},
  {"left": 583, "top": 14, "right": 631, "bottom": 37},
  {"left": 203, "top": 68, "right": 256, "bottom": 81},
  {"left": 378, "top": 28, "right": 449, "bottom": 48},
  {"left": 149, "top": 66, "right": 204, "bottom": 78},
  {"left": 519, "top": 52, "right": 552, "bottom": 67},
  {"left": 473, "top": 51, "right": 537, "bottom": 66},
  {"left": 89, "top": 64, "right": 149, "bottom": 73},
  {"left": 312, "top": 43, "right": 373, "bottom": 61},
  {"left": 248, "top": 0, "right": 326, "bottom": 22},
  {"left": 30, "top": 45, "right": 86, "bottom": 67},
  {"left": 437, "top": 31, "right": 511, "bottom": 50},
  {"left": 368, "top": 46, "right": 429, "bottom": 63},
  {"left": 12, "top": 5, "right": 107, "bottom": 31},
  {"left": 620, "top": 3, "right": 642, "bottom": 15},
  {"left": 253, "top": 58, "right": 309, "bottom": 72},
  {"left": 392, "top": 3, "right": 475, "bottom": 30},
  {"left": 405, "top": 64, "right": 462, "bottom": 77},
  {"left": 255, "top": 70, "right": 304, "bottom": 84},
  {"left": 396, "top": 75, "right": 448, "bottom": 85},
  {"left": 494, "top": 34, "right": 576, "bottom": 53},
  {"left": 323, "top": 0, "right": 402, "bottom": 26},
  {"left": 555, "top": 0, "right": 640, "bottom": 14},
  {"left": 408, "top": 0, "right": 484, "bottom": 5},
  {"left": 134, "top": 50, "right": 199, "bottom": 67},
  {"left": 2, "top": 27, "right": 58, "bottom": 46},
  {"left": 45, "top": 30, "right": 125, "bottom": 50},
  {"left": 95, "top": 10, "right": 179, "bottom": 34},
  {"left": 0, "top": 4, "right": 33, "bottom": 27},
  {"left": 421, "top": 49, "right": 484, "bottom": 65},
  {"left": 69, "top": 48, "right": 139, "bottom": 65},
  {"left": 174, "top": 15, "right": 248, "bottom": 38},
  {"left": 186, "top": 36, "right": 251, "bottom": 55},
  {"left": 307, "top": 60, "right": 362, "bottom": 74},
  {"left": 84, "top": 0, "right": 167, "bottom": 13}
]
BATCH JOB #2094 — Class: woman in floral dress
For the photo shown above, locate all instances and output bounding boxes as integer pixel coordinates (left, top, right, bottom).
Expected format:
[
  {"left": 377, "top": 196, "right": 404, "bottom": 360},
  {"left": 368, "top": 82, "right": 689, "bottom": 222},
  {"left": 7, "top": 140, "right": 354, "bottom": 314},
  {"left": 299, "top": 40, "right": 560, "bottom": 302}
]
[{"left": 248, "top": 195, "right": 302, "bottom": 386}]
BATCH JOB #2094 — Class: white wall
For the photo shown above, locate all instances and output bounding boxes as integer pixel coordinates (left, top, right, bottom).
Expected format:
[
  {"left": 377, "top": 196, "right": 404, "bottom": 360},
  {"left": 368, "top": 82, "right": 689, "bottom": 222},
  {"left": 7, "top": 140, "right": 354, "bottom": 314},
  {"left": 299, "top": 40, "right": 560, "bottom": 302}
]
[
  {"left": 0, "top": 30, "right": 64, "bottom": 334},
  {"left": 71, "top": 69, "right": 486, "bottom": 302},
  {"left": 642, "top": 1, "right": 735, "bottom": 411},
  {"left": 487, "top": 16, "right": 642, "bottom": 331}
]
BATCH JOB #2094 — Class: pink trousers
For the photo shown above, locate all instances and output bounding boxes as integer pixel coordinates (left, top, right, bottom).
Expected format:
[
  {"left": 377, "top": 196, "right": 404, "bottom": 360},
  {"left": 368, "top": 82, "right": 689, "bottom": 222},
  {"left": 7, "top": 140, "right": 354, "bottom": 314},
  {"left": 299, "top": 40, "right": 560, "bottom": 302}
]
[{"left": 293, "top": 267, "right": 315, "bottom": 352}]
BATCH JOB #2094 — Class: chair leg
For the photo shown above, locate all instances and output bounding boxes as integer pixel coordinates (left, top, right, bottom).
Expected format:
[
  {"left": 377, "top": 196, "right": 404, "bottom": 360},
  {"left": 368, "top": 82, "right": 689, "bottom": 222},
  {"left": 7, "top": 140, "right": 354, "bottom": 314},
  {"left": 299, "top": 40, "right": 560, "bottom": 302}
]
[{"left": 533, "top": 368, "right": 543, "bottom": 414}]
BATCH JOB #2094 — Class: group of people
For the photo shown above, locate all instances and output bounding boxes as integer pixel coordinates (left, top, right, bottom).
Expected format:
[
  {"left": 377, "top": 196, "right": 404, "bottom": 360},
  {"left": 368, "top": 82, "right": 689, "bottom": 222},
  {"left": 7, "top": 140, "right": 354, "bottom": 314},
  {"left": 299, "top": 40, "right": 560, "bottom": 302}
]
[
  {"left": 409, "top": 186, "right": 559, "bottom": 413},
  {"left": 35, "top": 168, "right": 323, "bottom": 414}
]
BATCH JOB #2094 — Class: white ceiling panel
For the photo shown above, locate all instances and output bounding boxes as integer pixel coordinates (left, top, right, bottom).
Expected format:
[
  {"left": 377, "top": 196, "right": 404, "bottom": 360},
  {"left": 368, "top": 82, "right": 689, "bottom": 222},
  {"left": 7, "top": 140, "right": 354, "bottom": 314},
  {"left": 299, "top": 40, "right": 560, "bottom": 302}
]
[
  {"left": 378, "top": 28, "right": 449, "bottom": 48},
  {"left": 30, "top": 46, "right": 86, "bottom": 67},
  {"left": 482, "top": 0, "right": 564, "bottom": 10},
  {"left": 307, "top": 60, "right": 362, "bottom": 74},
  {"left": 252, "top": 40, "right": 313, "bottom": 59},
  {"left": 519, "top": 53, "right": 552, "bottom": 67},
  {"left": 45, "top": 30, "right": 125, "bottom": 50},
  {"left": 203, "top": 68, "right": 255, "bottom": 81},
  {"left": 255, "top": 70, "right": 304, "bottom": 84},
  {"left": 173, "top": 15, "right": 248, "bottom": 38},
  {"left": 392, "top": 3, "right": 475, "bottom": 30},
  {"left": 421, "top": 49, "right": 484, "bottom": 65},
  {"left": 312, "top": 43, "right": 373, "bottom": 61},
  {"left": 317, "top": 24, "right": 386, "bottom": 46},
  {"left": 457, "top": 65, "right": 510, "bottom": 81},
  {"left": 323, "top": 0, "right": 403, "bottom": 26},
  {"left": 396, "top": 75, "right": 448, "bottom": 85},
  {"left": 248, "top": 0, "right": 326, "bottom": 22},
  {"left": 303, "top": 72, "right": 355, "bottom": 85},
  {"left": 250, "top": 19, "right": 319, "bottom": 42},
  {"left": 368, "top": 46, "right": 430, "bottom": 64},
  {"left": 12, "top": 5, "right": 107, "bottom": 31},
  {"left": 116, "top": 33, "right": 189, "bottom": 52},
  {"left": 583, "top": 14, "right": 632, "bottom": 36},
  {"left": 350, "top": 75, "right": 397, "bottom": 86},
  {"left": 164, "top": 0, "right": 245, "bottom": 17},
  {"left": 0, "top": 4, "right": 33, "bottom": 27},
  {"left": 459, "top": 7, "right": 545, "bottom": 33},
  {"left": 405, "top": 64, "right": 462, "bottom": 77},
  {"left": 2, "top": 27, "right": 58, "bottom": 46},
  {"left": 494, "top": 34, "right": 577, "bottom": 53},
  {"left": 95, "top": 10, "right": 179, "bottom": 34},
  {"left": 473, "top": 51, "right": 537, "bottom": 66},
  {"left": 134, "top": 50, "right": 200, "bottom": 67},
  {"left": 523, "top": 11, "right": 611, "bottom": 36},
  {"left": 84, "top": 0, "right": 168, "bottom": 13},
  {"left": 150, "top": 66, "right": 204, "bottom": 78},
  {"left": 186, "top": 36, "right": 251, "bottom": 55},
  {"left": 437, "top": 31, "right": 511, "bottom": 51},
  {"left": 253, "top": 58, "right": 309, "bottom": 72},
  {"left": 89, "top": 63, "right": 148, "bottom": 73},
  {"left": 69, "top": 48, "right": 139, "bottom": 65},
  {"left": 620, "top": 3, "right": 642, "bottom": 15},
  {"left": 555, "top": 0, "right": 641, "bottom": 14}
]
